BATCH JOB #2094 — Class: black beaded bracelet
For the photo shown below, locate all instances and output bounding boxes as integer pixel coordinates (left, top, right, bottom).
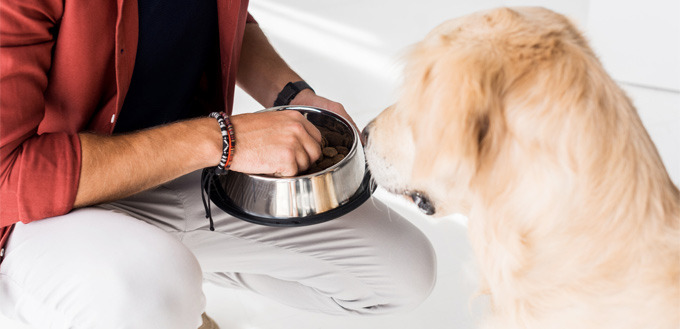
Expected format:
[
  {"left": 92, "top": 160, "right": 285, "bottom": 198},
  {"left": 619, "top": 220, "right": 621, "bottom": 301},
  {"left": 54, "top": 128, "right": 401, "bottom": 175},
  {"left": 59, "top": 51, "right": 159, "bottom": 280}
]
[
  {"left": 209, "top": 112, "right": 230, "bottom": 175},
  {"left": 204, "top": 112, "right": 235, "bottom": 231}
]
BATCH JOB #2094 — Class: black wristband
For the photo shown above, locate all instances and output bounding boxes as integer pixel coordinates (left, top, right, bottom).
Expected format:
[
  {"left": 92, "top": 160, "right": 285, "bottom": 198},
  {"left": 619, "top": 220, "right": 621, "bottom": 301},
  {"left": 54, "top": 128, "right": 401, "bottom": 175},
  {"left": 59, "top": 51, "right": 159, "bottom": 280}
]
[{"left": 273, "top": 81, "right": 314, "bottom": 107}]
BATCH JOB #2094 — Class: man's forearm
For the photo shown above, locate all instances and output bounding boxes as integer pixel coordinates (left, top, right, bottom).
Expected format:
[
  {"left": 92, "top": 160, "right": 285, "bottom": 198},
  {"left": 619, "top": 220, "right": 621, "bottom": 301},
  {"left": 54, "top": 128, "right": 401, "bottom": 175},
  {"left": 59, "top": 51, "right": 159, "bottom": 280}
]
[
  {"left": 73, "top": 117, "right": 222, "bottom": 208},
  {"left": 237, "top": 23, "right": 304, "bottom": 107}
]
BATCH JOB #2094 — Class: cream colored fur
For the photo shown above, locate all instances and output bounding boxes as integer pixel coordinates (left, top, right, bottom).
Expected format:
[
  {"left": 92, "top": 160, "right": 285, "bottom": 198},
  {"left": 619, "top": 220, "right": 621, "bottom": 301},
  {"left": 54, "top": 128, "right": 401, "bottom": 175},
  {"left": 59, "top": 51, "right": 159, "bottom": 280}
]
[{"left": 363, "top": 7, "right": 680, "bottom": 329}]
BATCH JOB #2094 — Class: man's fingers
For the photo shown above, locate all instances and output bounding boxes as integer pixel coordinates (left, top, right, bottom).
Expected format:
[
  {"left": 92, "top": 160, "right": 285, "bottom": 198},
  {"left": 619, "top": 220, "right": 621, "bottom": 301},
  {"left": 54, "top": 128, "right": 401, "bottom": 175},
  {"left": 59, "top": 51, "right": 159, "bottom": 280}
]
[
  {"left": 301, "top": 118, "right": 322, "bottom": 144},
  {"left": 282, "top": 110, "right": 322, "bottom": 174},
  {"left": 284, "top": 110, "right": 322, "bottom": 144},
  {"left": 276, "top": 136, "right": 312, "bottom": 177},
  {"left": 275, "top": 145, "right": 300, "bottom": 177},
  {"left": 294, "top": 145, "right": 311, "bottom": 174},
  {"left": 299, "top": 133, "right": 322, "bottom": 165}
]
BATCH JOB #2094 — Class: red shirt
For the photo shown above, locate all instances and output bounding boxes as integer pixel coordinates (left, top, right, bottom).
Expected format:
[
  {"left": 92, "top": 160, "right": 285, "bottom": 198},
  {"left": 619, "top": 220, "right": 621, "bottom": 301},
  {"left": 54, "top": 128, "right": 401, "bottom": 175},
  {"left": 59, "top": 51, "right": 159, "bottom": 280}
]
[{"left": 0, "top": 0, "right": 255, "bottom": 254}]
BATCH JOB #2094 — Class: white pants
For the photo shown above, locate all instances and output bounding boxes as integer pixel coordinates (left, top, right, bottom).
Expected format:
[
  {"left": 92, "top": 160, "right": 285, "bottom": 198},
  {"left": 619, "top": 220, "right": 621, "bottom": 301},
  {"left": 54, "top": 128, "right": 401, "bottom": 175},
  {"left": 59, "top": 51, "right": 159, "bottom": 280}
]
[{"left": 0, "top": 170, "right": 436, "bottom": 329}]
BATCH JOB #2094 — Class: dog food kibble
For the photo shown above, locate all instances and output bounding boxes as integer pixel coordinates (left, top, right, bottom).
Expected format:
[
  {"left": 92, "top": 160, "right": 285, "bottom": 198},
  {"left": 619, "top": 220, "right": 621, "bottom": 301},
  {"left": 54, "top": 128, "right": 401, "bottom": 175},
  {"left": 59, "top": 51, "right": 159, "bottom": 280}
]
[
  {"left": 335, "top": 146, "right": 348, "bottom": 156},
  {"left": 332, "top": 154, "right": 345, "bottom": 163},
  {"left": 324, "top": 132, "right": 346, "bottom": 147},
  {"left": 298, "top": 124, "right": 352, "bottom": 175},
  {"left": 307, "top": 163, "right": 319, "bottom": 173},
  {"left": 317, "top": 158, "right": 335, "bottom": 170},
  {"left": 322, "top": 147, "right": 338, "bottom": 158}
]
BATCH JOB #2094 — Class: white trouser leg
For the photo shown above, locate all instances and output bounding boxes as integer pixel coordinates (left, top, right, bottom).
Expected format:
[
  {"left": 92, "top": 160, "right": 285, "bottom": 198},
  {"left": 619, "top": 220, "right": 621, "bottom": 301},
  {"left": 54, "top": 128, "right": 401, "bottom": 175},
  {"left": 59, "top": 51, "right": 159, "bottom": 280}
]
[
  {"left": 194, "top": 197, "right": 437, "bottom": 315},
  {"left": 0, "top": 208, "right": 206, "bottom": 329},
  {"left": 102, "top": 170, "right": 437, "bottom": 316},
  {"left": 1, "top": 169, "right": 436, "bottom": 328}
]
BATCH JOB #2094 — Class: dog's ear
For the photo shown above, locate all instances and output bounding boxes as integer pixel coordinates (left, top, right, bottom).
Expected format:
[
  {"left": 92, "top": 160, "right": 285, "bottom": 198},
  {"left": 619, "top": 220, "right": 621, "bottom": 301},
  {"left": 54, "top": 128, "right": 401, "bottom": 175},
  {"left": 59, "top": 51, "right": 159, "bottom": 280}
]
[{"left": 401, "top": 39, "right": 507, "bottom": 190}]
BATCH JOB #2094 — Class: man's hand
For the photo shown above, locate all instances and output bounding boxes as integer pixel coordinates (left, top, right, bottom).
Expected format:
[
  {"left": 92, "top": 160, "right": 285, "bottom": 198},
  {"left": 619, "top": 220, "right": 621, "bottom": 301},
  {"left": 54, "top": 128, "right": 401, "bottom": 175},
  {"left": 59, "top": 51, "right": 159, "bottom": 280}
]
[
  {"left": 290, "top": 89, "right": 358, "bottom": 131},
  {"left": 229, "top": 110, "right": 323, "bottom": 177}
]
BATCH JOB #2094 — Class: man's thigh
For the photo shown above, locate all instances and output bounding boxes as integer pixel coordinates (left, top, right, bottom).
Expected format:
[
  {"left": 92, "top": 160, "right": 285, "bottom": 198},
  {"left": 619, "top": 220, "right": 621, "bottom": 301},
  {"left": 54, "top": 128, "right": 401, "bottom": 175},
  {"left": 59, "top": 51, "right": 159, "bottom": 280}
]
[
  {"left": 0, "top": 208, "right": 205, "bottom": 329},
  {"left": 129, "top": 170, "right": 438, "bottom": 315}
]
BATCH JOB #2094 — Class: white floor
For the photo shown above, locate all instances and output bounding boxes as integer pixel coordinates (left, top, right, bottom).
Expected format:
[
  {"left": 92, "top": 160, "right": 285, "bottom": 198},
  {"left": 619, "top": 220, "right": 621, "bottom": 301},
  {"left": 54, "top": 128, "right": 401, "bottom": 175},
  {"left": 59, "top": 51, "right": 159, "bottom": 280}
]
[{"left": 2, "top": 0, "right": 678, "bottom": 328}]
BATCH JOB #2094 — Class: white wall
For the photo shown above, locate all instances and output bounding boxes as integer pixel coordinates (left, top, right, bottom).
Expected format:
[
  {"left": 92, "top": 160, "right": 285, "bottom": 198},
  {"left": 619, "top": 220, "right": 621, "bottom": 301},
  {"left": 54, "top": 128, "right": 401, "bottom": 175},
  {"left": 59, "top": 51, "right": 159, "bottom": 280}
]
[{"left": 587, "top": 0, "right": 680, "bottom": 92}]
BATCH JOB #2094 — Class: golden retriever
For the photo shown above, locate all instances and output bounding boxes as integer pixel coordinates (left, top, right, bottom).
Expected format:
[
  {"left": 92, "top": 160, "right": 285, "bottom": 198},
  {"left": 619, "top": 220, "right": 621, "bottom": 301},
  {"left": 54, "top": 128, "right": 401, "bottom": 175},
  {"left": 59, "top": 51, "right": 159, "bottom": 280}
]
[{"left": 362, "top": 7, "right": 680, "bottom": 329}]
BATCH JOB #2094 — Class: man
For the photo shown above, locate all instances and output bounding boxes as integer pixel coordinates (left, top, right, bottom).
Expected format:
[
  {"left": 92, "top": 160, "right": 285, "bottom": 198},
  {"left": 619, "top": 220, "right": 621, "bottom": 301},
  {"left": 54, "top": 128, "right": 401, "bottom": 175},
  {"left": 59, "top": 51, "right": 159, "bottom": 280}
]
[{"left": 0, "top": 0, "right": 436, "bottom": 328}]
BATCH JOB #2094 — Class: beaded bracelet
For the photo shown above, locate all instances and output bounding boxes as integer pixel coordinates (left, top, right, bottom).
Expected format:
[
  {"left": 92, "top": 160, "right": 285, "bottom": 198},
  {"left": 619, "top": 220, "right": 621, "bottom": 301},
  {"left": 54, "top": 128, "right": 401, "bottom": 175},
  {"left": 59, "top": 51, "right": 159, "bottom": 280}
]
[
  {"left": 220, "top": 112, "right": 235, "bottom": 171},
  {"left": 204, "top": 112, "right": 236, "bottom": 231},
  {"left": 208, "top": 112, "right": 234, "bottom": 175}
]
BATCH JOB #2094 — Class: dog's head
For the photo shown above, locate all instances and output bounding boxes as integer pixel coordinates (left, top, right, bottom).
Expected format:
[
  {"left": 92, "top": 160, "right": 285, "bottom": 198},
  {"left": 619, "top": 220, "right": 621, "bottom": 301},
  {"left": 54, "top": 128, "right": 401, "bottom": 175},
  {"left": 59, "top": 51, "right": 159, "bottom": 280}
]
[{"left": 364, "top": 7, "right": 602, "bottom": 216}]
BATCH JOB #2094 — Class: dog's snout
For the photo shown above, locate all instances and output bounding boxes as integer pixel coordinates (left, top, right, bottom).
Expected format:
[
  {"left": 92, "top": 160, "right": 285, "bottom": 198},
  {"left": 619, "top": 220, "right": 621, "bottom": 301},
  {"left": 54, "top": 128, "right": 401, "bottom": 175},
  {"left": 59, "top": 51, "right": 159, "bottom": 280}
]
[{"left": 361, "top": 120, "right": 374, "bottom": 145}]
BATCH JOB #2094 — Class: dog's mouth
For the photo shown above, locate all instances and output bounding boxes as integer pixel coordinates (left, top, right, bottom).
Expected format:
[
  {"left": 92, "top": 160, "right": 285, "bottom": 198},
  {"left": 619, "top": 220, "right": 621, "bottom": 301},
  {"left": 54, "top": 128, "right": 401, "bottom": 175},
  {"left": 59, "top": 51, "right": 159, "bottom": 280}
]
[{"left": 406, "top": 191, "right": 436, "bottom": 216}]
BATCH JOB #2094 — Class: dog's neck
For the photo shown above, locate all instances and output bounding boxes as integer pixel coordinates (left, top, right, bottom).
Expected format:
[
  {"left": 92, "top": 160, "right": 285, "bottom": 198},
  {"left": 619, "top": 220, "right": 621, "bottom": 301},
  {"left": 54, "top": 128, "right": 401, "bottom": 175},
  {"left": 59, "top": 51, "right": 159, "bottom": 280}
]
[{"left": 465, "top": 129, "right": 679, "bottom": 321}]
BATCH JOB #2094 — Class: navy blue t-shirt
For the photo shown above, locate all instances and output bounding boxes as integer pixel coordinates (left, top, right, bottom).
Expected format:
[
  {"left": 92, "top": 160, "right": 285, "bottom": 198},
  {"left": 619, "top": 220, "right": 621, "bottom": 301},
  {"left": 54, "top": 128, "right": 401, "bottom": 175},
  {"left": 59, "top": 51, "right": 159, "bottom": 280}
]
[{"left": 114, "top": 0, "right": 218, "bottom": 133}]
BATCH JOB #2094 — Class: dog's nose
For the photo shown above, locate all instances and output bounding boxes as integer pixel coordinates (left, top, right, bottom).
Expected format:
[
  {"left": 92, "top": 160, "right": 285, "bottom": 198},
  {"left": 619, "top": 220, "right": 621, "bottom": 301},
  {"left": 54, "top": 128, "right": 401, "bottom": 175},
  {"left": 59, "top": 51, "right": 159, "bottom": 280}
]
[
  {"left": 410, "top": 192, "right": 436, "bottom": 216},
  {"left": 361, "top": 120, "right": 374, "bottom": 145}
]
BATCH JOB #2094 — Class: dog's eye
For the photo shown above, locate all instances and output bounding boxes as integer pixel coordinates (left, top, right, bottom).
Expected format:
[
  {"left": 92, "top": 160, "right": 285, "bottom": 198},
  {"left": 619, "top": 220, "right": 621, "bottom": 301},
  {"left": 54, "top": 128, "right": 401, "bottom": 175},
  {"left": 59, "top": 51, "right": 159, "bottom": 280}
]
[{"left": 408, "top": 191, "right": 436, "bottom": 215}]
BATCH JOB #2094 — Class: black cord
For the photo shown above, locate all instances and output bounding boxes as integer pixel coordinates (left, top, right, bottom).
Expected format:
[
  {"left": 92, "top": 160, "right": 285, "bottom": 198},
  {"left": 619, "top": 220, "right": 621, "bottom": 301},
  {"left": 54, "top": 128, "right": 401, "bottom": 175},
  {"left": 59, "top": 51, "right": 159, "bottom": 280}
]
[{"left": 201, "top": 168, "right": 216, "bottom": 231}]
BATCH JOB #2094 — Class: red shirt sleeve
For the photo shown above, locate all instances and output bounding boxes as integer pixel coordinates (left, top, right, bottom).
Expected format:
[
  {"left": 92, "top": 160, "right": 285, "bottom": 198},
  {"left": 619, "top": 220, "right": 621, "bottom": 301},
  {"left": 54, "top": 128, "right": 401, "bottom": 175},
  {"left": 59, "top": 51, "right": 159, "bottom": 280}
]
[
  {"left": 1, "top": 0, "right": 81, "bottom": 226},
  {"left": 246, "top": 12, "right": 257, "bottom": 24}
]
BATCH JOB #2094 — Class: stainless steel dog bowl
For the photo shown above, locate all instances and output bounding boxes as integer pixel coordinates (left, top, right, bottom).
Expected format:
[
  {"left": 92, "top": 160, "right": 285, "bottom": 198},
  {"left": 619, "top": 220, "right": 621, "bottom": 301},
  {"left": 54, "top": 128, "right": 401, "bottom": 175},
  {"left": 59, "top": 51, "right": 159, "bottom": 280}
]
[{"left": 202, "top": 106, "right": 375, "bottom": 227}]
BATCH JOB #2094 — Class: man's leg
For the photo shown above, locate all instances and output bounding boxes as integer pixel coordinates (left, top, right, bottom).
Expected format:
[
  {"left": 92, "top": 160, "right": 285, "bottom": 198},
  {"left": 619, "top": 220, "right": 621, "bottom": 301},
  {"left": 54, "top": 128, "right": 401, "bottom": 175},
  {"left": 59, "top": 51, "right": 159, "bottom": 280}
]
[
  {"left": 107, "top": 170, "right": 437, "bottom": 316},
  {"left": 0, "top": 208, "right": 206, "bottom": 329},
  {"left": 195, "top": 198, "right": 437, "bottom": 315}
]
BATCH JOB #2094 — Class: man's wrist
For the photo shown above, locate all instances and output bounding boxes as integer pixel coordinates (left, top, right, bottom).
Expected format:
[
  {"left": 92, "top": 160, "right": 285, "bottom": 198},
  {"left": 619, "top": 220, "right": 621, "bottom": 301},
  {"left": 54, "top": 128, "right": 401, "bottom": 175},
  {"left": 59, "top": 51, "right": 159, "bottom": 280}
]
[
  {"left": 198, "top": 117, "right": 226, "bottom": 168},
  {"left": 288, "top": 88, "right": 316, "bottom": 106}
]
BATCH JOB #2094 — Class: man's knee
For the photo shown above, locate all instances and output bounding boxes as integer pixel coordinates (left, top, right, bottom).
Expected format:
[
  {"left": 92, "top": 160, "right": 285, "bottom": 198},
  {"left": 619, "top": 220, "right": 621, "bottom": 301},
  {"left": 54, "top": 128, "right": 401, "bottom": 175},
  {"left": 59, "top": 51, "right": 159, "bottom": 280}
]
[
  {"left": 76, "top": 225, "right": 205, "bottom": 328},
  {"left": 371, "top": 224, "right": 437, "bottom": 313},
  {"left": 2, "top": 209, "right": 206, "bottom": 329},
  {"left": 338, "top": 201, "right": 437, "bottom": 314}
]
